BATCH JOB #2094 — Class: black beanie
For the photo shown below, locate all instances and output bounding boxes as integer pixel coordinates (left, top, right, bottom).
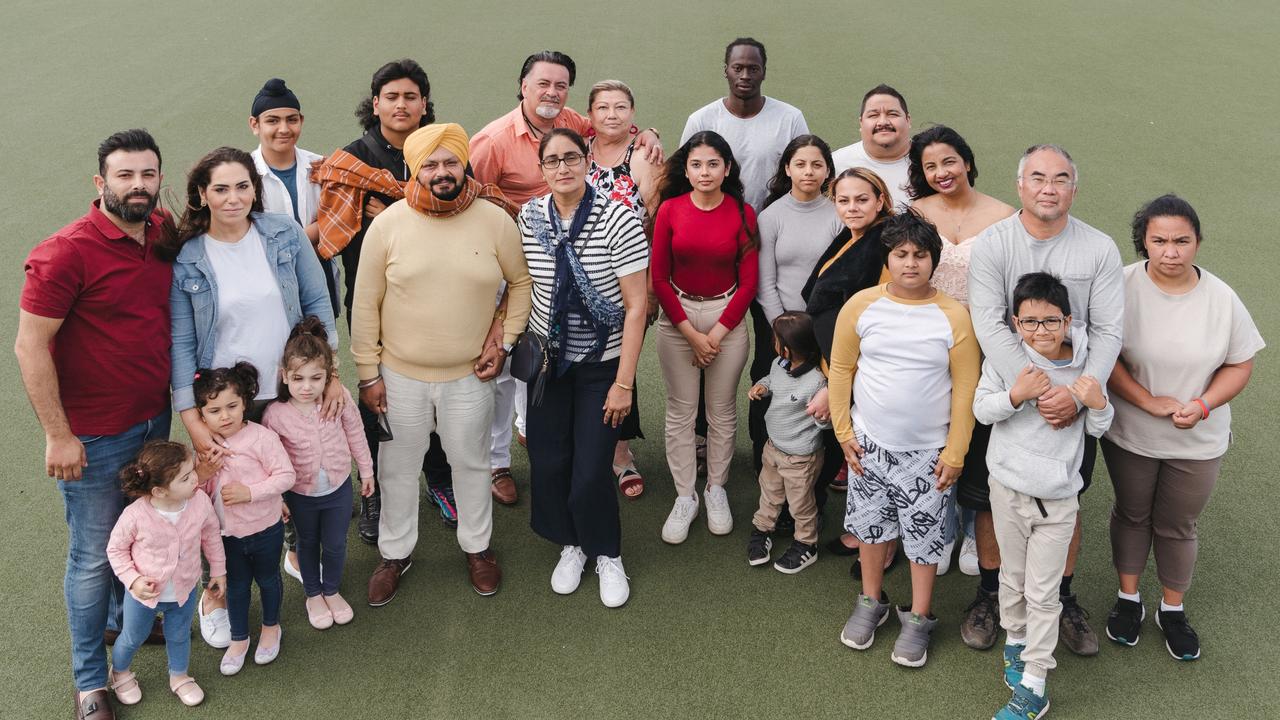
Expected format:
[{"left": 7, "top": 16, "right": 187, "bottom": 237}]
[{"left": 252, "top": 78, "right": 301, "bottom": 117}]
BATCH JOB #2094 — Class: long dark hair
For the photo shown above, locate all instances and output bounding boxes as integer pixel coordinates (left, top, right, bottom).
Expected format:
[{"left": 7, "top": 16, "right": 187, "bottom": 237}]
[
  {"left": 762, "top": 134, "right": 835, "bottom": 210},
  {"left": 355, "top": 59, "right": 435, "bottom": 132},
  {"left": 656, "top": 130, "right": 757, "bottom": 252},
  {"left": 277, "top": 316, "right": 334, "bottom": 402},
  {"left": 907, "top": 125, "right": 978, "bottom": 201},
  {"left": 175, "top": 147, "right": 264, "bottom": 246}
]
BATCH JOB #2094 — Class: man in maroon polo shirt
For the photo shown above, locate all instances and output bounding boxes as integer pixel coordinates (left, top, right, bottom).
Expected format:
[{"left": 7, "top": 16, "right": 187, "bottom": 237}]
[{"left": 15, "top": 129, "right": 174, "bottom": 720}]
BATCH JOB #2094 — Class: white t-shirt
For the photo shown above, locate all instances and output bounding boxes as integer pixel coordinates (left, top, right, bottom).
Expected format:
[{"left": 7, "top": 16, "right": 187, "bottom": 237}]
[
  {"left": 1105, "top": 262, "right": 1265, "bottom": 460},
  {"left": 680, "top": 96, "right": 809, "bottom": 213},
  {"left": 205, "top": 226, "right": 292, "bottom": 400},
  {"left": 154, "top": 502, "right": 187, "bottom": 603},
  {"left": 831, "top": 141, "right": 913, "bottom": 210}
]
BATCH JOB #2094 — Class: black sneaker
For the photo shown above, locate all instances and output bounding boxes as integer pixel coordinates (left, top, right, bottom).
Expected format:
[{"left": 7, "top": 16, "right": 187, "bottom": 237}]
[
  {"left": 1156, "top": 609, "right": 1201, "bottom": 661},
  {"left": 1059, "top": 592, "right": 1100, "bottom": 656},
  {"left": 773, "top": 541, "right": 817, "bottom": 574},
  {"left": 1105, "top": 598, "right": 1145, "bottom": 647},
  {"left": 358, "top": 487, "right": 381, "bottom": 546},
  {"left": 959, "top": 587, "right": 1001, "bottom": 650},
  {"left": 747, "top": 528, "right": 773, "bottom": 567}
]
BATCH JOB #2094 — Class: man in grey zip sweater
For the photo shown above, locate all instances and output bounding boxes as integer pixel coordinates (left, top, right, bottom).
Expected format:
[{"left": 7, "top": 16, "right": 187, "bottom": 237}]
[{"left": 963, "top": 144, "right": 1124, "bottom": 657}]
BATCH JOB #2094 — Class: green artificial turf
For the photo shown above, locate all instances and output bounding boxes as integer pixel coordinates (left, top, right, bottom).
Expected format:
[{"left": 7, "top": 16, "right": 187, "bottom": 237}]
[{"left": 2, "top": 1, "right": 1277, "bottom": 717}]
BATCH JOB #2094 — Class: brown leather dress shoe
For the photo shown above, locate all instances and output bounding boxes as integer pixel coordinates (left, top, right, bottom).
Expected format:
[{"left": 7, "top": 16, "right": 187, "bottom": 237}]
[
  {"left": 491, "top": 468, "right": 517, "bottom": 505},
  {"left": 75, "top": 689, "right": 115, "bottom": 720},
  {"left": 367, "top": 557, "right": 412, "bottom": 607},
  {"left": 465, "top": 549, "right": 502, "bottom": 596},
  {"left": 104, "top": 617, "right": 165, "bottom": 646}
]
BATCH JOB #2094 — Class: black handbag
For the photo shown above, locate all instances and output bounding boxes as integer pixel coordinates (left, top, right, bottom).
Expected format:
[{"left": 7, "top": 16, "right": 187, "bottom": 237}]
[{"left": 509, "top": 330, "right": 552, "bottom": 405}]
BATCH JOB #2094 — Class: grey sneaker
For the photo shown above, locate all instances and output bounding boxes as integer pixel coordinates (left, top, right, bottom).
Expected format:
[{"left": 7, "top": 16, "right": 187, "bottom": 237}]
[
  {"left": 840, "top": 593, "right": 890, "bottom": 650},
  {"left": 1059, "top": 592, "right": 1100, "bottom": 656},
  {"left": 891, "top": 606, "right": 939, "bottom": 667},
  {"left": 960, "top": 587, "right": 1001, "bottom": 650}
]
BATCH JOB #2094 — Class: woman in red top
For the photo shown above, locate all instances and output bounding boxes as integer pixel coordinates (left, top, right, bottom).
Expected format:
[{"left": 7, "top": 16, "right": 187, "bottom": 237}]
[{"left": 651, "top": 130, "right": 759, "bottom": 545}]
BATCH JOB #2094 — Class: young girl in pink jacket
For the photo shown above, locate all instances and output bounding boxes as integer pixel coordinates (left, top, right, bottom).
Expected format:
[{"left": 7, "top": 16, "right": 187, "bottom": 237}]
[
  {"left": 106, "top": 440, "right": 226, "bottom": 707},
  {"left": 193, "top": 362, "right": 296, "bottom": 676},
  {"left": 263, "top": 317, "right": 374, "bottom": 630}
]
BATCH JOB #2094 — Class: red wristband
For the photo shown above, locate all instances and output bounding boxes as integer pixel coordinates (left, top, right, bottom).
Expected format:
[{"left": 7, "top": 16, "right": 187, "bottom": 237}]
[{"left": 1194, "top": 398, "right": 1209, "bottom": 419}]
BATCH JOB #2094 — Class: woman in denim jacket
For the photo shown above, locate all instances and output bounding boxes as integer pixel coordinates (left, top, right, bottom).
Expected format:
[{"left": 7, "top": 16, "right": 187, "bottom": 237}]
[{"left": 170, "top": 146, "right": 338, "bottom": 458}]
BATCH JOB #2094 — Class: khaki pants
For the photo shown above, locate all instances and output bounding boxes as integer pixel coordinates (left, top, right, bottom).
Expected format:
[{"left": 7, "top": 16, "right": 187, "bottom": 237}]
[
  {"left": 752, "top": 440, "right": 823, "bottom": 544},
  {"left": 989, "top": 477, "right": 1078, "bottom": 679},
  {"left": 655, "top": 294, "right": 750, "bottom": 497},
  {"left": 378, "top": 367, "right": 495, "bottom": 559}
]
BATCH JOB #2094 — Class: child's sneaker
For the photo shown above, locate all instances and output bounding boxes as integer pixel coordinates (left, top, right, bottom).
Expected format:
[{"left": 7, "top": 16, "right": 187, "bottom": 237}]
[
  {"left": 1002, "top": 643, "right": 1026, "bottom": 689},
  {"left": 840, "top": 592, "right": 890, "bottom": 650},
  {"left": 959, "top": 536, "right": 980, "bottom": 576},
  {"left": 747, "top": 528, "right": 772, "bottom": 566},
  {"left": 1156, "top": 609, "right": 1201, "bottom": 661},
  {"left": 993, "top": 683, "right": 1050, "bottom": 720},
  {"left": 427, "top": 484, "right": 458, "bottom": 529},
  {"left": 891, "top": 607, "right": 938, "bottom": 667},
  {"left": 936, "top": 538, "right": 955, "bottom": 576},
  {"left": 773, "top": 540, "right": 817, "bottom": 574},
  {"left": 661, "top": 496, "right": 699, "bottom": 544},
  {"left": 1105, "top": 597, "right": 1145, "bottom": 647}
]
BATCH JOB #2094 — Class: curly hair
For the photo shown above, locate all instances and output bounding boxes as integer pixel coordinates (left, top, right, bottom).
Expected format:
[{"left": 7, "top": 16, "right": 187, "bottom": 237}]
[
  {"left": 118, "top": 440, "right": 191, "bottom": 498},
  {"left": 193, "top": 361, "right": 259, "bottom": 410}
]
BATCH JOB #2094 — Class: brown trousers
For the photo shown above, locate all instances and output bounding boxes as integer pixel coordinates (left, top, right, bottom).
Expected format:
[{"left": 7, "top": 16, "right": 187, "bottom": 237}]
[{"left": 752, "top": 440, "right": 823, "bottom": 544}]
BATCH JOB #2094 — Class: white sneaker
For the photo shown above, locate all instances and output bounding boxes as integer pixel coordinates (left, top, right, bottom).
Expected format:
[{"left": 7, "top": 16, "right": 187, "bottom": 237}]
[
  {"left": 704, "top": 485, "right": 733, "bottom": 535},
  {"left": 283, "top": 551, "right": 302, "bottom": 584},
  {"left": 596, "top": 556, "right": 630, "bottom": 608},
  {"left": 199, "top": 593, "right": 231, "bottom": 649},
  {"left": 661, "top": 495, "right": 699, "bottom": 544},
  {"left": 551, "top": 545, "right": 588, "bottom": 594},
  {"left": 959, "top": 536, "right": 979, "bottom": 576},
  {"left": 936, "top": 539, "right": 955, "bottom": 576}
]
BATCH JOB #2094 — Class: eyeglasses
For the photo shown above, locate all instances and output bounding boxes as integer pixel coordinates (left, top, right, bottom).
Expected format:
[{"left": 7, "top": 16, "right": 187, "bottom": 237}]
[
  {"left": 1015, "top": 316, "right": 1065, "bottom": 332},
  {"left": 1019, "top": 175, "right": 1075, "bottom": 191},
  {"left": 540, "top": 153, "right": 586, "bottom": 170}
]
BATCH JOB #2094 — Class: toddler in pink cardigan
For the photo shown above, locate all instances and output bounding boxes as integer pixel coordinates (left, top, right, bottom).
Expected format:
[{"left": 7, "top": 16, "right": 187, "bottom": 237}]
[
  {"left": 193, "top": 362, "right": 296, "bottom": 676},
  {"left": 264, "top": 317, "right": 374, "bottom": 630},
  {"left": 106, "top": 440, "right": 226, "bottom": 707}
]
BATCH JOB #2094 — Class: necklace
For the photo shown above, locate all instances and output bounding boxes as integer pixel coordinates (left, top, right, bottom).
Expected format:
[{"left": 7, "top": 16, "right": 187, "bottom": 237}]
[
  {"left": 590, "top": 136, "right": 628, "bottom": 168},
  {"left": 522, "top": 110, "right": 548, "bottom": 139},
  {"left": 940, "top": 195, "right": 978, "bottom": 241}
]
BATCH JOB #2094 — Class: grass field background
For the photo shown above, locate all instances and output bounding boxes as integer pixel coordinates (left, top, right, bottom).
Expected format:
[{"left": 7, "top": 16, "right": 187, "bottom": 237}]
[{"left": 2, "top": 1, "right": 1277, "bottom": 717}]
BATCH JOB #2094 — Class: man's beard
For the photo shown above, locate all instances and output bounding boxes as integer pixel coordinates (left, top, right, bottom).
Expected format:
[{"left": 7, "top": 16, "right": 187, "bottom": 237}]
[
  {"left": 103, "top": 186, "right": 158, "bottom": 223},
  {"left": 430, "top": 176, "right": 465, "bottom": 201},
  {"left": 534, "top": 102, "right": 562, "bottom": 120}
]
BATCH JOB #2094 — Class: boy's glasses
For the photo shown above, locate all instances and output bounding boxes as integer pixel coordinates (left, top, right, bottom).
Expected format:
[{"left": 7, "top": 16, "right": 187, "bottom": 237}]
[{"left": 1015, "top": 316, "right": 1065, "bottom": 332}]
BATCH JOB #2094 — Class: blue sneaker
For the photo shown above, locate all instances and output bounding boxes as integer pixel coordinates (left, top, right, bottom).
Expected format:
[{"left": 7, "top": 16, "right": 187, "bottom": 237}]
[
  {"left": 993, "top": 683, "right": 1050, "bottom": 720},
  {"left": 428, "top": 484, "right": 458, "bottom": 529},
  {"left": 1002, "top": 643, "right": 1026, "bottom": 689}
]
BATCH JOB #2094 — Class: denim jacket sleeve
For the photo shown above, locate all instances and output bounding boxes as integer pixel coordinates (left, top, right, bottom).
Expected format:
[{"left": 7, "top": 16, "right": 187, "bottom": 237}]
[
  {"left": 170, "top": 261, "right": 202, "bottom": 412},
  {"left": 290, "top": 226, "right": 338, "bottom": 350}
]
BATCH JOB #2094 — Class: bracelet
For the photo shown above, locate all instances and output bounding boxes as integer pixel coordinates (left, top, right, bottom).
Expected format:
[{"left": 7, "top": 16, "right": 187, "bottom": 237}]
[
  {"left": 1194, "top": 397, "right": 1210, "bottom": 419},
  {"left": 357, "top": 376, "right": 383, "bottom": 389},
  {"left": 614, "top": 381, "right": 634, "bottom": 391}
]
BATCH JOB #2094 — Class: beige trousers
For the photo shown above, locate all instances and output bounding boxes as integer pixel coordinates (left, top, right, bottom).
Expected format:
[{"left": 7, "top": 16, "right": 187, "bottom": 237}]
[
  {"left": 655, "top": 294, "right": 750, "bottom": 497},
  {"left": 752, "top": 440, "right": 823, "bottom": 544},
  {"left": 989, "top": 477, "right": 1078, "bottom": 679}
]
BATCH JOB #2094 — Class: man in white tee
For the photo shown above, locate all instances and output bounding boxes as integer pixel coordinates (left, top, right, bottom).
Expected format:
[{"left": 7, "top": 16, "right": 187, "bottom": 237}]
[
  {"left": 832, "top": 84, "right": 913, "bottom": 210},
  {"left": 680, "top": 37, "right": 808, "bottom": 212}
]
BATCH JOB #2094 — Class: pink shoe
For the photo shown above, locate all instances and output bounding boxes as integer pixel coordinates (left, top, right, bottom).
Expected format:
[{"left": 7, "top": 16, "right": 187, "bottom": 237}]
[
  {"left": 170, "top": 676, "right": 204, "bottom": 707},
  {"left": 306, "top": 595, "right": 334, "bottom": 630},
  {"left": 324, "top": 593, "right": 355, "bottom": 625},
  {"left": 110, "top": 668, "right": 141, "bottom": 705}
]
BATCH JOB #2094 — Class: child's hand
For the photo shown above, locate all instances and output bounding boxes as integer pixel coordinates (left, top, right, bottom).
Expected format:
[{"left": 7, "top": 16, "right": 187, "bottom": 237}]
[
  {"left": 1069, "top": 375, "right": 1107, "bottom": 410},
  {"left": 360, "top": 476, "right": 376, "bottom": 497},
  {"left": 1172, "top": 399, "right": 1207, "bottom": 429},
  {"left": 747, "top": 383, "right": 769, "bottom": 401},
  {"left": 840, "top": 436, "right": 866, "bottom": 477},
  {"left": 934, "top": 460, "right": 961, "bottom": 491},
  {"left": 195, "top": 454, "right": 223, "bottom": 483},
  {"left": 1010, "top": 365, "right": 1051, "bottom": 407},
  {"left": 130, "top": 576, "right": 159, "bottom": 600},
  {"left": 221, "top": 481, "right": 252, "bottom": 506},
  {"left": 207, "top": 575, "right": 227, "bottom": 600}
]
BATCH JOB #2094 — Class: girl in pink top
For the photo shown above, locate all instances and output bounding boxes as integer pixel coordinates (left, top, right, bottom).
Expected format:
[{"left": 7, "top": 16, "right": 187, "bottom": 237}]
[
  {"left": 263, "top": 317, "right": 374, "bottom": 630},
  {"left": 193, "top": 362, "right": 295, "bottom": 676},
  {"left": 106, "top": 441, "right": 226, "bottom": 708}
]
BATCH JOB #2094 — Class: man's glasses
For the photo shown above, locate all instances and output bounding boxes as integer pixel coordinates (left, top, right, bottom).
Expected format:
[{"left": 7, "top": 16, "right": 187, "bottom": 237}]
[
  {"left": 1015, "top": 316, "right": 1065, "bottom": 332},
  {"left": 1019, "top": 175, "right": 1075, "bottom": 191},
  {"left": 540, "top": 152, "right": 586, "bottom": 170}
]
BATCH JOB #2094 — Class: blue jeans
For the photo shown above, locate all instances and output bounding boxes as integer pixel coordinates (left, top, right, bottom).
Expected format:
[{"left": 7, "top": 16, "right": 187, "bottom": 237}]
[
  {"left": 112, "top": 586, "right": 198, "bottom": 675},
  {"left": 223, "top": 521, "right": 284, "bottom": 641},
  {"left": 60, "top": 410, "right": 170, "bottom": 692},
  {"left": 285, "top": 482, "right": 352, "bottom": 597}
]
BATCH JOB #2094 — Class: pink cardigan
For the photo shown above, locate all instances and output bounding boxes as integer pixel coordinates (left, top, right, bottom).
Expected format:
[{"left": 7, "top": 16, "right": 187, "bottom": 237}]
[
  {"left": 261, "top": 385, "right": 374, "bottom": 496},
  {"left": 201, "top": 421, "right": 296, "bottom": 538},
  {"left": 107, "top": 490, "right": 227, "bottom": 609}
]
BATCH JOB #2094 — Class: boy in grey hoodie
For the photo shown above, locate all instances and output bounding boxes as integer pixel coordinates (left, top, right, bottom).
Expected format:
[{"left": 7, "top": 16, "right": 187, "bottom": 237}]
[{"left": 974, "top": 272, "right": 1113, "bottom": 720}]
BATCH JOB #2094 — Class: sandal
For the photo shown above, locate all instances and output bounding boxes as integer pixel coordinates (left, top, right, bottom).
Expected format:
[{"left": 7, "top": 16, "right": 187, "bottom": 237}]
[
  {"left": 170, "top": 677, "right": 205, "bottom": 707},
  {"left": 615, "top": 466, "right": 644, "bottom": 498},
  {"left": 110, "top": 668, "right": 141, "bottom": 705}
]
